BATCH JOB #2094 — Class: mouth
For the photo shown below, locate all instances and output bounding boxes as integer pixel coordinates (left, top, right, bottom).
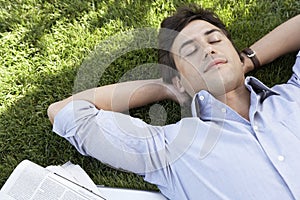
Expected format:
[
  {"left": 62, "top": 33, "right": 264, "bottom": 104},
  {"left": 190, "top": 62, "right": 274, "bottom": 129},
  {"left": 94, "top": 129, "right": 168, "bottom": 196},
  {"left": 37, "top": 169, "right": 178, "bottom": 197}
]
[{"left": 204, "top": 58, "right": 227, "bottom": 72}]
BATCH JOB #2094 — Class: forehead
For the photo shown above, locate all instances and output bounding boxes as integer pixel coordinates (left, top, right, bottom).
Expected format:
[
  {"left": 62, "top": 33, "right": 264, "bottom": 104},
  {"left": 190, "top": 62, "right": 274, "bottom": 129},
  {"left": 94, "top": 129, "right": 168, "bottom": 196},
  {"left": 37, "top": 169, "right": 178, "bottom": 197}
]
[
  {"left": 172, "top": 20, "right": 221, "bottom": 49},
  {"left": 182, "top": 19, "right": 219, "bottom": 35}
]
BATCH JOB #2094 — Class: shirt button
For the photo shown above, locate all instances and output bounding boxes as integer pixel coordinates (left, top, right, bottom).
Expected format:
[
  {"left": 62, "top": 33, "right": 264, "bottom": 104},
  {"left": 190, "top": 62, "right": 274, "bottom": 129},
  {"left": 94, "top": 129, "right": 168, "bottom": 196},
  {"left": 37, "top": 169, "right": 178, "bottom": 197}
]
[
  {"left": 221, "top": 108, "right": 226, "bottom": 113},
  {"left": 253, "top": 125, "right": 258, "bottom": 131},
  {"left": 199, "top": 95, "right": 205, "bottom": 101},
  {"left": 278, "top": 155, "right": 285, "bottom": 162}
]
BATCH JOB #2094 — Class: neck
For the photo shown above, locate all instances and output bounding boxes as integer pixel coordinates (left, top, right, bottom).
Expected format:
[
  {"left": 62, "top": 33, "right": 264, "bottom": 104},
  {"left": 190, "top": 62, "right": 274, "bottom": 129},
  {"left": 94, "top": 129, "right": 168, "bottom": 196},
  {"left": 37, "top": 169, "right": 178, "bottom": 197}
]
[{"left": 216, "top": 85, "right": 250, "bottom": 121}]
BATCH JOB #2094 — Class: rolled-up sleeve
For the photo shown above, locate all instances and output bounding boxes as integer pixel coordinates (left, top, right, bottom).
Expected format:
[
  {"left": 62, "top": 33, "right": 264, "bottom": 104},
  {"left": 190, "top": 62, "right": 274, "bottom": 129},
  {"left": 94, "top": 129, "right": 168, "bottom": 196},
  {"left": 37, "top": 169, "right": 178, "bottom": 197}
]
[
  {"left": 53, "top": 100, "right": 170, "bottom": 175},
  {"left": 288, "top": 51, "right": 300, "bottom": 86}
]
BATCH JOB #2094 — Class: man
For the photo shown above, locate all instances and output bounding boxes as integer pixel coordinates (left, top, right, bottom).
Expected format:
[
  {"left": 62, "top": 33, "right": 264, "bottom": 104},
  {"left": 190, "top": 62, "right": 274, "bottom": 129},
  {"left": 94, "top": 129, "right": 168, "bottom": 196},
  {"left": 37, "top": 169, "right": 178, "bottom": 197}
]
[{"left": 48, "top": 5, "right": 300, "bottom": 200}]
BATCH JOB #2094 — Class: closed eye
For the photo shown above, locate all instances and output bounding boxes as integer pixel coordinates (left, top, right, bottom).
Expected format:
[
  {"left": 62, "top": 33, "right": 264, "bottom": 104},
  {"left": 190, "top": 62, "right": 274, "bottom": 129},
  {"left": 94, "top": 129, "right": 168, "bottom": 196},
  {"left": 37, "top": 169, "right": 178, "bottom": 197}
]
[
  {"left": 209, "top": 39, "right": 221, "bottom": 44},
  {"left": 180, "top": 44, "right": 198, "bottom": 57},
  {"left": 208, "top": 31, "right": 223, "bottom": 44}
]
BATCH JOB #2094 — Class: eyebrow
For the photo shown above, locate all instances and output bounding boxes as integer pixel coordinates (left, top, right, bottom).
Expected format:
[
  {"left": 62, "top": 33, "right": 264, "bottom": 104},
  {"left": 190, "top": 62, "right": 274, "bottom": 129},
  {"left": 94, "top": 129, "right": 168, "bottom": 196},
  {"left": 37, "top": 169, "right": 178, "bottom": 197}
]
[
  {"left": 178, "top": 29, "right": 222, "bottom": 54},
  {"left": 204, "top": 28, "right": 221, "bottom": 35}
]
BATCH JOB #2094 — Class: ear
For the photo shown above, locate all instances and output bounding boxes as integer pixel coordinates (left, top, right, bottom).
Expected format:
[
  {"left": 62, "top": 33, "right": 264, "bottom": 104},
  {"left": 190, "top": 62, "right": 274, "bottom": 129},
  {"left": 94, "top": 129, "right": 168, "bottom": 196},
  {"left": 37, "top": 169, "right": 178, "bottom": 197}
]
[{"left": 171, "top": 76, "right": 186, "bottom": 93}]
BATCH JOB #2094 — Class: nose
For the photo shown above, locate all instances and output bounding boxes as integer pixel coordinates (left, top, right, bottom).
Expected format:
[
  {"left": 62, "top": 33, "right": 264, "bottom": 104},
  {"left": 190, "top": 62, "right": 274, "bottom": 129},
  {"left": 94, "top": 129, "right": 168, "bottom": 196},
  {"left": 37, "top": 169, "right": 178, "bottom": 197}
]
[{"left": 204, "top": 46, "right": 216, "bottom": 58}]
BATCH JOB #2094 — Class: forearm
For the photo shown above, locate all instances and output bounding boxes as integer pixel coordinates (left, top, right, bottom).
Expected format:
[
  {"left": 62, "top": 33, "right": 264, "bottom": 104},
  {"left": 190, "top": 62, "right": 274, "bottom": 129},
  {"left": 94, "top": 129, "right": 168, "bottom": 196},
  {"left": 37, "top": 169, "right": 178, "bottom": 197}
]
[
  {"left": 251, "top": 15, "right": 300, "bottom": 67},
  {"left": 48, "top": 79, "right": 170, "bottom": 124}
]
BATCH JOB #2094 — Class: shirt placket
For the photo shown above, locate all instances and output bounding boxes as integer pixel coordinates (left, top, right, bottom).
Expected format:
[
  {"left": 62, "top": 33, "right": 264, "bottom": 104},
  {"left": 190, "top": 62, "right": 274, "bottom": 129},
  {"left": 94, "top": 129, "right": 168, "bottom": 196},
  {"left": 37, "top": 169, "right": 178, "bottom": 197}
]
[{"left": 250, "top": 91, "right": 297, "bottom": 199}]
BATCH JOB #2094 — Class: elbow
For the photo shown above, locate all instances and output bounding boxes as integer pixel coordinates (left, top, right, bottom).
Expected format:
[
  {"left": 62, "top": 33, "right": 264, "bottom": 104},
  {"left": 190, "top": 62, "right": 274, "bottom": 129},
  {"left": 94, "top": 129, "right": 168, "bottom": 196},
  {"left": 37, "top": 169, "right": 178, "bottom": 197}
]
[
  {"left": 47, "top": 101, "right": 63, "bottom": 125},
  {"left": 48, "top": 96, "right": 72, "bottom": 124},
  {"left": 47, "top": 102, "right": 57, "bottom": 125}
]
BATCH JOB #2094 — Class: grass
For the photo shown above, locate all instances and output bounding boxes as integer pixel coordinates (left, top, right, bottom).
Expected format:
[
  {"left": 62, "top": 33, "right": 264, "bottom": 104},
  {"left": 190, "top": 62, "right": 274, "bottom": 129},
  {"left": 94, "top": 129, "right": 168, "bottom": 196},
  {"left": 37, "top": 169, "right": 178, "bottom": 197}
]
[{"left": 0, "top": 0, "right": 299, "bottom": 190}]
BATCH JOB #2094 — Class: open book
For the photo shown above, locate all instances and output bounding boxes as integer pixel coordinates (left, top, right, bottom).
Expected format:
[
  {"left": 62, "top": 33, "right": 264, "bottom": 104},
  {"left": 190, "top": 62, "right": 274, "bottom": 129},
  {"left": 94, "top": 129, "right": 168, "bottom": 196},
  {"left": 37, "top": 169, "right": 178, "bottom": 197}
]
[{"left": 0, "top": 160, "right": 166, "bottom": 200}]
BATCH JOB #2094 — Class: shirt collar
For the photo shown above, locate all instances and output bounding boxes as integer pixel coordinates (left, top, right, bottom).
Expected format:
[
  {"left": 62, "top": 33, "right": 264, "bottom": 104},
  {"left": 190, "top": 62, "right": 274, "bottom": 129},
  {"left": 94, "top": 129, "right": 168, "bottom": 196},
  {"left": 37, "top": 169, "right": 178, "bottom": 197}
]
[
  {"left": 245, "top": 76, "right": 279, "bottom": 101},
  {"left": 191, "top": 90, "right": 227, "bottom": 120},
  {"left": 191, "top": 76, "right": 279, "bottom": 118}
]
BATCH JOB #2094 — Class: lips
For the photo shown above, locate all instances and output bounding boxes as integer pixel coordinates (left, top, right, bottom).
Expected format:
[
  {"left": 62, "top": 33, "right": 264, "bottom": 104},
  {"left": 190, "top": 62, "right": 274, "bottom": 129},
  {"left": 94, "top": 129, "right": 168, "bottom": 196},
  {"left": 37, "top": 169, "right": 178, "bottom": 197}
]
[{"left": 204, "top": 57, "right": 227, "bottom": 72}]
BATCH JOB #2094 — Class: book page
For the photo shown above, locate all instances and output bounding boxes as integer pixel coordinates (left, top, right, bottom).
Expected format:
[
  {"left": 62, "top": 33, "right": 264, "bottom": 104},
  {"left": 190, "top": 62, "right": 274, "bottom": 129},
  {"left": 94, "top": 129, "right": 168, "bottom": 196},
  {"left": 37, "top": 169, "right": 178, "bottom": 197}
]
[
  {"left": 1, "top": 159, "right": 166, "bottom": 200},
  {"left": 0, "top": 160, "right": 48, "bottom": 200},
  {"left": 0, "top": 160, "right": 106, "bottom": 200},
  {"left": 46, "top": 161, "right": 101, "bottom": 195}
]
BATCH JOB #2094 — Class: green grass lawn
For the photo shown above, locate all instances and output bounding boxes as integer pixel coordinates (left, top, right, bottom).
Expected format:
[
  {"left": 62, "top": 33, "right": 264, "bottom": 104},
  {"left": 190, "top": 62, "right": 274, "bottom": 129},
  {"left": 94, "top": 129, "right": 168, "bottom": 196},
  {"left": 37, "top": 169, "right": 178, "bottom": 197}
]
[{"left": 0, "top": 0, "right": 299, "bottom": 190}]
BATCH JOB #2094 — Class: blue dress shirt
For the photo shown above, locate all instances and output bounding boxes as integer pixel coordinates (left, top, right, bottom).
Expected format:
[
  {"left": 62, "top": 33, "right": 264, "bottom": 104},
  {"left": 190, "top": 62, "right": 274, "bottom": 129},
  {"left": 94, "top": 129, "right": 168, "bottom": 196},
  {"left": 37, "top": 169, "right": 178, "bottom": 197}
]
[{"left": 53, "top": 51, "right": 300, "bottom": 200}]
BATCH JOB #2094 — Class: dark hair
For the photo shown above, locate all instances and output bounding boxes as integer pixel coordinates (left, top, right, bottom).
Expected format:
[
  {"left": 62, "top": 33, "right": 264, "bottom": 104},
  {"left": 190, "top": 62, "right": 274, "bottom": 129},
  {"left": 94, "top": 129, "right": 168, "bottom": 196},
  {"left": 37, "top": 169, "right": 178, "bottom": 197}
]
[{"left": 158, "top": 4, "right": 243, "bottom": 83}]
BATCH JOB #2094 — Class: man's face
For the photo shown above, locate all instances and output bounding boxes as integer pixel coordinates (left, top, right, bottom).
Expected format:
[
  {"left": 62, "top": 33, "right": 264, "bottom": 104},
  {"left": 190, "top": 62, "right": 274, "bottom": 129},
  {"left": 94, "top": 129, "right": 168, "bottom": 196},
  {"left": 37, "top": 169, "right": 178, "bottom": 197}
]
[{"left": 171, "top": 20, "right": 245, "bottom": 97}]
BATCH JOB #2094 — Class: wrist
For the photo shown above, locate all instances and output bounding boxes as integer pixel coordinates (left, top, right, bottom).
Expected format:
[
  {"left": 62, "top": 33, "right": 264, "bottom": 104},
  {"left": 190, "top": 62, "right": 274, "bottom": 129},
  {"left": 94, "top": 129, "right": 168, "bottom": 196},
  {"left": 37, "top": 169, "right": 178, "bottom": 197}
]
[
  {"left": 242, "top": 47, "right": 261, "bottom": 70},
  {"left": 241, "top": 52, "right": 255, "bottom": 73}
]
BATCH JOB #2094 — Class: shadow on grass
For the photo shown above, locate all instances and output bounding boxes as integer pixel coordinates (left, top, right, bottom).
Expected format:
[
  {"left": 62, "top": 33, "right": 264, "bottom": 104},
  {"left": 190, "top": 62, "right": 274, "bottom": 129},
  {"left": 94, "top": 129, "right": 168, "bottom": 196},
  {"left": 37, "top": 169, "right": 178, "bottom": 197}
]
[
  {"left": 0, "top": 65, "right": 158, "bottom": 190},
  {"left": 0, "top": 0, "right": 162, "bottom": 189}
]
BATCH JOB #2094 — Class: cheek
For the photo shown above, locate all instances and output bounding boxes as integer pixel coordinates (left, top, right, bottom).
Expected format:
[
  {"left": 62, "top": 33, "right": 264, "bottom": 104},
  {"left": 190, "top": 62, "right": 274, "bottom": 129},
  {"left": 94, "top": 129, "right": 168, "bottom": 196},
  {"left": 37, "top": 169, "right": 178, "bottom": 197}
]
[
  {"left": 175, "top": 58, "right": 208, "bottom": 95},
  {"left": 228, "top": 47, "right": 243, "bottom": 65}
]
